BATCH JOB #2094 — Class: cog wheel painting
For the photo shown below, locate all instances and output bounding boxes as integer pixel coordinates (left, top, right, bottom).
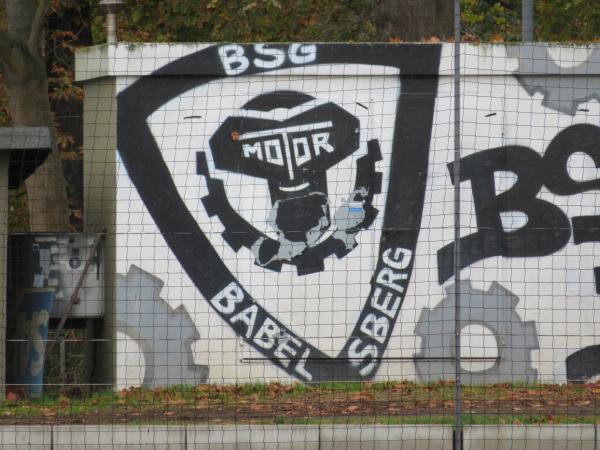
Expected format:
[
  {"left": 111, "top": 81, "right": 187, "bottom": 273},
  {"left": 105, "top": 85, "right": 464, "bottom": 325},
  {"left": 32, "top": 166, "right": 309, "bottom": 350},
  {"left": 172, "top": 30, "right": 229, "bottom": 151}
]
[
  {"left": 116, "top": 265, "right": 208, "bottom": 388},
  {"left": 196, "top": 129, "right": 382, "bottom": 275},
  {"left": 507, "top": 45, "right": 600, "bottom": 115},
  {"left": 414, "top": 280, "right": 539, "bottom": 385}
]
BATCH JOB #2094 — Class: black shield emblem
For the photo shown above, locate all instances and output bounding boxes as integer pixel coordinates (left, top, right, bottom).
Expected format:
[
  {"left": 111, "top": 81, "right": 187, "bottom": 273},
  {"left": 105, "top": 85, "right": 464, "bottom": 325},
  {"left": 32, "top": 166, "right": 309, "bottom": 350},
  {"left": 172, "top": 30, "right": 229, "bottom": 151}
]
[{"left": 117, "top": 44, "right": 441, "bottom": 382}]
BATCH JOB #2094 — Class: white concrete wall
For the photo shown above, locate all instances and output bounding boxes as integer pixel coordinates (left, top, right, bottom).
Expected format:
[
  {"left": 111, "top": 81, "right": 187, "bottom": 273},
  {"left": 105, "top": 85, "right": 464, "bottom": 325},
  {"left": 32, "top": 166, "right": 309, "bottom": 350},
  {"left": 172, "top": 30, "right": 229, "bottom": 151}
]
[{"left": 77, "top": 43, "right": 600, "bottom": 387}]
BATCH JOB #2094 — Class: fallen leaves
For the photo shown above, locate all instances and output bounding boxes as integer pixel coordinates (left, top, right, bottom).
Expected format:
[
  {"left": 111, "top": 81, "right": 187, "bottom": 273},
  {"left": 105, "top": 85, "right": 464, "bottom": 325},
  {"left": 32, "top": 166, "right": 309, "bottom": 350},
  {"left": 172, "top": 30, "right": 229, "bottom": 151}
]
[
  {"left": 265, "top": 382, "right": 294, "bottom": 398},
  {"left": 58, "top": 396, "right": 70, "bottom": 409},
  {"left": 5, "top": 392, "right": 19, "bottom": 403},
  {"left": 0, "top": 382, "right": 598, "bottom": 425}
]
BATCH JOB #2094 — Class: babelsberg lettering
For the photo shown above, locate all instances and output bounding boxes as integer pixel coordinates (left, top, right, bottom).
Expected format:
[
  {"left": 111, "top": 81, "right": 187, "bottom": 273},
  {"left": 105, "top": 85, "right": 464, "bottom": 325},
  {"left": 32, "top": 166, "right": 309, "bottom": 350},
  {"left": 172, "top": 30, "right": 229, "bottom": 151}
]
[{"left": 209, "top": 248, "right": 414, "bottom": 380}]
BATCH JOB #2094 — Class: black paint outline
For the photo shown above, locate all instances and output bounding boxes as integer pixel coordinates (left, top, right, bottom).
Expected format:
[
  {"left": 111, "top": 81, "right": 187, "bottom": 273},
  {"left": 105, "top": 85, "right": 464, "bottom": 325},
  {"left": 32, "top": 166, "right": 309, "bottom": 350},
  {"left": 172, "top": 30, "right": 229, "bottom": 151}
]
[{"left": 117, "top": 43, "right": 441, "bottom": 381}]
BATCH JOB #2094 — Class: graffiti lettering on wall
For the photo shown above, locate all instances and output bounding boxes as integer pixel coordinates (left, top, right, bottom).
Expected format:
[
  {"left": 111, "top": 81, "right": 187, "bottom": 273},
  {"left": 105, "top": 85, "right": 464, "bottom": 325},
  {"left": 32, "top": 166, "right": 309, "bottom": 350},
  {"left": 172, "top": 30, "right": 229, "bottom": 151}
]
[
  {"left": 437, "top": 123, "right": 600, "bottom": 292},
  {"left": 118, "top": 44, "right": 442, "bottom": 381},
  {"left": 219, "top": 44, "right": 317, "bottom": 75}
]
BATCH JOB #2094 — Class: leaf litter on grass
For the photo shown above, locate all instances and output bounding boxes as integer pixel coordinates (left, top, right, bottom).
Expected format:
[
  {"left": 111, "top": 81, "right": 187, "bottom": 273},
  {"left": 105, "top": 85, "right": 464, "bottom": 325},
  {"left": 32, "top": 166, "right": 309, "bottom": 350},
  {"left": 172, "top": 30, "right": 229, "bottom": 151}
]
[{"left": 0, "top": 381, "right": 597, "bottom": 425}]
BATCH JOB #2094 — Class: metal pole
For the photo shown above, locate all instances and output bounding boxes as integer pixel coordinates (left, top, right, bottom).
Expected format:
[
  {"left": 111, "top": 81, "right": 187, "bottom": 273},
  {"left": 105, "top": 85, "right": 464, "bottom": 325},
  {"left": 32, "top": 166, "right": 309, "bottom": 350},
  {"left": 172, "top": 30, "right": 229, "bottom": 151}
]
[
  {"left": 59, "top": 339, "right": 66, "bottom": 379},
  {"left": 453, "top": 0, "right": 463, "bottom": 449},
  {"left": 522, "top": 0, "right": 534, "bottom": 42},
  {"left": 99, "top": 0, "right": 123, "bottom": 45},
  {"left": 105, "top": 13, "right": 118, "bottom": 45}
]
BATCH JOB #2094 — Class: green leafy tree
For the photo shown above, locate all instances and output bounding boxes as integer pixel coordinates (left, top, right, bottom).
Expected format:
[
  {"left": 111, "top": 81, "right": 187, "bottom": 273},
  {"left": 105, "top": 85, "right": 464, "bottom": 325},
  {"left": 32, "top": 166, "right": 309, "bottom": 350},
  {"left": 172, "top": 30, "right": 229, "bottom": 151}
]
[
  {"left": 536, "top": 0, "right": 600, "bottom": 42},
  {"left": 95, "top": 0, "right": 378, "bottom": 43},
  {"left": 461, "top": 0, "right": 600, "bottom": 42},
  {"left": 461, "top": 0, "right": 521, "bottom": 41}
]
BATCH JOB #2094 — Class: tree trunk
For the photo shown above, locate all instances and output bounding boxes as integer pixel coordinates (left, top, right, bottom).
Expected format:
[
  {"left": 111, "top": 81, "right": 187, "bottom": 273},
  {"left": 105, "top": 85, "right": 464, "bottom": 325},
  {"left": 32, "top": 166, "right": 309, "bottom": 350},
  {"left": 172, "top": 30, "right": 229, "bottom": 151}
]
[
  {"left": 2, "top": 0, "right": 70, "bottom": 232},
  {"left": 375, "top": 0, "right": 453, "bottom": 41}
]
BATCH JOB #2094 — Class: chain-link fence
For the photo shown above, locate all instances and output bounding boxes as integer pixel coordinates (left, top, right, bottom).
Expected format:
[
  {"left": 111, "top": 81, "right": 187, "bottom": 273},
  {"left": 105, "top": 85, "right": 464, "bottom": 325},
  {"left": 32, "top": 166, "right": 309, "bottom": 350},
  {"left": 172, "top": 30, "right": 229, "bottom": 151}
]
[{"left": 0, "top": 1, "right": 599, "bottom": 449}]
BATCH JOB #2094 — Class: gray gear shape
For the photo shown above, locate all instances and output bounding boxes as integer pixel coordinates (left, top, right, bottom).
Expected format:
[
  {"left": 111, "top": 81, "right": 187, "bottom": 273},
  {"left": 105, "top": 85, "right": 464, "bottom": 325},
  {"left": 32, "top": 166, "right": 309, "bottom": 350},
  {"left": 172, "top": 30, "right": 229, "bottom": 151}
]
[
  {"left": 414, "top": 280, "right": 538, "bottom": 384},
  {"left": 507, "top": 45, "right": 600, "bottom": 115},
  {"left": 116, "top": 265, "right": 208, "bottom": 388}
]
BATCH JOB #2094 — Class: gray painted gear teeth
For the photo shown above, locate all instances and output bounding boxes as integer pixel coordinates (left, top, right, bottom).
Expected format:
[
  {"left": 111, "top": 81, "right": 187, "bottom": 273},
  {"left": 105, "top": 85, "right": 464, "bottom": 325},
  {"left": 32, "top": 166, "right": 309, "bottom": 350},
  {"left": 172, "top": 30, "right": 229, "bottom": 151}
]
[
  {"left": 414, "top": 280, "right": 539, "bottom": 384},
  {"left": 117, "top": 265, "right": 208, "bottom": 388},
  {"left": 507, "top": 45, "right": 600, "bottom": 115}
]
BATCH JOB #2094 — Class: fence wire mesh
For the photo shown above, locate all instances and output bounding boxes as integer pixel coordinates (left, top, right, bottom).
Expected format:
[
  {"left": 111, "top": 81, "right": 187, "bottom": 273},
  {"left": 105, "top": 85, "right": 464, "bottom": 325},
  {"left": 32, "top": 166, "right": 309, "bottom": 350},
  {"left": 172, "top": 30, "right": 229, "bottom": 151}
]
[{"left": 0, "top": 0, "right": 599, "bottom": 449}]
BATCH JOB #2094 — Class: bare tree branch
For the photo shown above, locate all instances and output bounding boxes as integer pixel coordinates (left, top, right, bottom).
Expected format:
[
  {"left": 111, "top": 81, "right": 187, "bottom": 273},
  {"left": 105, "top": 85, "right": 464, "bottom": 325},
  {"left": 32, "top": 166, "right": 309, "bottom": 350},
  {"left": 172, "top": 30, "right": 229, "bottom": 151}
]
[{"left": 27, "top": 0, "right": 50, "bottom": 54}]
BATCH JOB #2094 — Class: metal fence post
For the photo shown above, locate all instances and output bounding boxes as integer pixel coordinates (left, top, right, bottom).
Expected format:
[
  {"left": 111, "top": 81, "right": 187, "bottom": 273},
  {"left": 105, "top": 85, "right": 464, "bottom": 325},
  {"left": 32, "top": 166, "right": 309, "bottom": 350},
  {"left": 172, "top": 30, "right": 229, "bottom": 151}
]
[
  {"left": 522, "top": 0, "right": 534, "bottom": 41},
  {"left": 453, "top": 0, "right": 463, "bottom": 449}
]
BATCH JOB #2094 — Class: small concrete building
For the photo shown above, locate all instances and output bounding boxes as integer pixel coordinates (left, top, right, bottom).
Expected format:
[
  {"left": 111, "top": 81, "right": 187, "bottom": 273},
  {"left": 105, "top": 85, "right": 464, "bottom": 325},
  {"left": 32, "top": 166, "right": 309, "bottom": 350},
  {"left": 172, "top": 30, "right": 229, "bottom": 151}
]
[{"left": 75, "top": 43, "right": 600, "bottom": 388}]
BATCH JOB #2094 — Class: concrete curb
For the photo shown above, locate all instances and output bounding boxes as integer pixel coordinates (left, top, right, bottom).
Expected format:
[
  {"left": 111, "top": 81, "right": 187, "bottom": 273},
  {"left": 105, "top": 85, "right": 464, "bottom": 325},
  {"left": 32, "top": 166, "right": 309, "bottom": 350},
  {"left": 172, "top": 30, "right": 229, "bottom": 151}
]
[
  {"left": 187, "top": 425, "right": 320, "bottom": 449},
  {"left": 0, "top": 425, "right": 52, "bottom": 450},
  {"left": 318, "top": 425, "right": 452, "bottom": 450},
  {"left": 53, "top": 425, "right": 185, "bottom": 449},
  {"left": 0, "top": 424, "right": 596, "bottom": 449},
  {"left": 465, "top": 425, "right": 597, "bottom": 450}
]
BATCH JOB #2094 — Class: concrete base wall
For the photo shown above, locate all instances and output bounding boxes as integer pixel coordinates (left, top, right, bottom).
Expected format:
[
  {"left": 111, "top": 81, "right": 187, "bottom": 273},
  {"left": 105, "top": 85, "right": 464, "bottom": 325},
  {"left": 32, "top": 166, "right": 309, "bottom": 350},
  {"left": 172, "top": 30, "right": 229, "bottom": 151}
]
[{"left": 0, "top": 424, "right": 597, "bottom": 449}]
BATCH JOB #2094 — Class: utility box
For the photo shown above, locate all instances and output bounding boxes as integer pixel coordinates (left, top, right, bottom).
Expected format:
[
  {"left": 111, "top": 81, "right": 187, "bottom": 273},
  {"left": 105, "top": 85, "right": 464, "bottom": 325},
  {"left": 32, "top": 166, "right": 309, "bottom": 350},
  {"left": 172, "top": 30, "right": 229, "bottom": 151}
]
[
  {"left": 7, "top": 234, "right": 104, "bottom": 318},
  {"left": 0, "top": 126, "right": 52, "bottom": 396},
  {"left": 6, "top": 233, "right": 105, "bottom": 396}
]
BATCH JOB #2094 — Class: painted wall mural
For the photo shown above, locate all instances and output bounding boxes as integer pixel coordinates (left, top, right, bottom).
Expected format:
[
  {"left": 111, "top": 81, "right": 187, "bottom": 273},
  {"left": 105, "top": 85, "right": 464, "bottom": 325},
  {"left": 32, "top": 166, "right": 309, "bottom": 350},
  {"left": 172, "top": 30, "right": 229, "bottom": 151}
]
[
  {"left": 108, "top": 43, "right": 600, "bottom": 386},
  {"left": 116, "top": 265, "right": 208, "bottom": 388}
]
